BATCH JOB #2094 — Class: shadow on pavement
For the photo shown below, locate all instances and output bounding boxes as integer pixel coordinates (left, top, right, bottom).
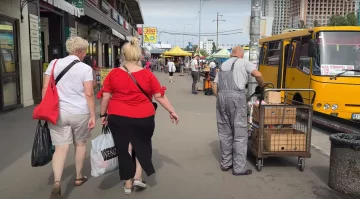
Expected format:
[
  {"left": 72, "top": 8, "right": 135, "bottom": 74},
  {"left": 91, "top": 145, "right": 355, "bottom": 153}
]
[
  {"left": 98, "top": 149, "right": 181, "bottom": 190},
  {"left": 47, "top": 156, "right": 92, "bottom": 199},
  {"left": 310, "top": 166, "right": 329, "bottom": 185}
]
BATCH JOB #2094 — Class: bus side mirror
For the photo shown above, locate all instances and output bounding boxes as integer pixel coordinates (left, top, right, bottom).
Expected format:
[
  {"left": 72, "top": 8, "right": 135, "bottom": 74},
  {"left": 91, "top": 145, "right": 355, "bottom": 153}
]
[{"left": 308, "top": 39, "right": 316, "bottom": 57}]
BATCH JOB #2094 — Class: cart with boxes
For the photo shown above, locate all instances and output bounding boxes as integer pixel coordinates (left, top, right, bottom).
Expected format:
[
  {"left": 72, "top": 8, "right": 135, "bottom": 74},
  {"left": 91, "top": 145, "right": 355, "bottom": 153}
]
[{"left": 248, "top": 88, "right": 316, "bottom": 172}]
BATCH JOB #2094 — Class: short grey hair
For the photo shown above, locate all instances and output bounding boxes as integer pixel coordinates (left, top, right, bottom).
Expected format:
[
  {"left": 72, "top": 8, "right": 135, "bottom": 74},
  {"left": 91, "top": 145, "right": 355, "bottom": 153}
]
[{"left": 65, "top": 36, "right": 89, "bottom": 54}]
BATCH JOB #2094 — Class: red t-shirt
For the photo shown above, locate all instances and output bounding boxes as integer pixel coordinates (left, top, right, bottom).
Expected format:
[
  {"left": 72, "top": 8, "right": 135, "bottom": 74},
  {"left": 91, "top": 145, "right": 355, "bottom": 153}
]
[{"left": 102, "top": 68, "right": 161, "bottom": 118}]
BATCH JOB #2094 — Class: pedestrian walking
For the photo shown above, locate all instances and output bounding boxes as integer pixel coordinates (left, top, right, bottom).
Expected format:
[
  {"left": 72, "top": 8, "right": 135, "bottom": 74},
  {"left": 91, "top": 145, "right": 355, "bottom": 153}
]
[
  {"left": 190, "top": 54, "right": 200, "bottom": 94},
  {"left": 99, "top": 37, "right": 179, "bottom": 195},
  {"left": 42, "top": 36, "right": 96, "bottom": 199},
  {"left": 212, "top": 46, "right": 264, "bottom": 176},
  {"left": 168, "top": 58, "right": 176, "bottom": 83}
]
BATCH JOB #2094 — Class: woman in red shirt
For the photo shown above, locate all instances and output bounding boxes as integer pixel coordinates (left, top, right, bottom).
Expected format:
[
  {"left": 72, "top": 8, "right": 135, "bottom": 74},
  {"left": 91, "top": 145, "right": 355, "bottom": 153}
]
[{"left": 100, "top": 37, "right": 179, "bottom": 195}]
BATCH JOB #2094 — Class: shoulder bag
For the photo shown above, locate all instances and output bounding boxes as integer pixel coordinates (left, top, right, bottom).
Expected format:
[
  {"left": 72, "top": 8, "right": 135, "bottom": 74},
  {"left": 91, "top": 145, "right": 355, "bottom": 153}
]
[
  {"left": 33, "top": 59, "right": 80, "bottom": 124},
  {"left": 122, "top": 66, "right": 158, "bottom": 111}
]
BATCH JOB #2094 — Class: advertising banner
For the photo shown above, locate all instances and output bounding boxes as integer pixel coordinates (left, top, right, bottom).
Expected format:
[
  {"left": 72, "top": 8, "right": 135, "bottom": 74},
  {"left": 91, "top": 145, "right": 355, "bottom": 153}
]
[{"left": 144, "top": 27, "right": 157, "bottom": 43}]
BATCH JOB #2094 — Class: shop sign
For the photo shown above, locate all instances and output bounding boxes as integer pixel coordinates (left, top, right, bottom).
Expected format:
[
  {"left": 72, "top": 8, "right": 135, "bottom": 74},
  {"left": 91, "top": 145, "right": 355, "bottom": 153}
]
[
  {"left": 29, "top": 13, "right": 41, "bottom": 60},
  {"left": 144, "top": 27, "right": 157, "bottom": 43},
  {"left": 100, "top": 0, "right": 111, "bottom": 14},
  {"left": 124, "top": 21, "right": 129, "bottom": 30},
  {"left": 118, "top": 15, "right": 124, "bottom": 26},
  {"left": 111, "top": 9, "right": 118, "bottom": 21},
  {"left": 72, "top": 0, "right": 84, "bottom": 15},
  {"left": 88, "top": 0, "right": 99, "bottom": 6}
]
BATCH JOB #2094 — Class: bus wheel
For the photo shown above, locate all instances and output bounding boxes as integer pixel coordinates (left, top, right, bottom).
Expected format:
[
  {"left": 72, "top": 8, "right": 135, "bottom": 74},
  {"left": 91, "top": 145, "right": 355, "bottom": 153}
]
[{"left": 292, "top": 93, "right": 303, "bottom": 105}]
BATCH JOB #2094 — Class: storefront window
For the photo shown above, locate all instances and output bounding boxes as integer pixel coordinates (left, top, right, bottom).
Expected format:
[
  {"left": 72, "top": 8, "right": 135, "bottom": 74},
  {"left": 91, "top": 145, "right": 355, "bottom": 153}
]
[
  {"left": 2, "top": 76, "right": 17, "bottom": 107},
  {"left": 0, "top": 20, "right": 15, "bottom": 73}
]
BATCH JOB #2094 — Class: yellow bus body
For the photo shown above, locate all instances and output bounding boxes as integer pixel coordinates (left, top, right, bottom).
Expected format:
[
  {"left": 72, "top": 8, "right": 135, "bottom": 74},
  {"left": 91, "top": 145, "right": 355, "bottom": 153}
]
[{"left": 259, "top": 26, "right": 360, "bottom": 121}]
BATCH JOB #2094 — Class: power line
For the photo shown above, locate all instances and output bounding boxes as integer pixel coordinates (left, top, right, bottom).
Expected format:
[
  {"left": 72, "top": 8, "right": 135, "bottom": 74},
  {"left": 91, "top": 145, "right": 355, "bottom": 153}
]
[
  {"left": 157, "top": 28, "right": 242, "bottom": 35},
  {"left": 213, "top": 12, "right": 225, "bottom": 48},
  {"left": 158, "top": 31, "right": 243, "bottom": 37}
]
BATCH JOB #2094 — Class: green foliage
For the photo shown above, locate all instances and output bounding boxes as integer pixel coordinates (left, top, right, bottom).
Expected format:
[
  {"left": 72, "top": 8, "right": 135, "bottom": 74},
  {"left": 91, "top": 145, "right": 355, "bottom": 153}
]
[
  {"left": 298, "top": 20, "right": 306, "bottom": 28},
  {"left": 212, "top": 42, "right": 216, "bottom": 54},
  {"left": 192, "top": 45, "right": 198, "bottom": 52},
  {"left": 328, "top": 12, "right": 358, "bottom": 26},
  {"left": 313, "top": 19, "right": 320, "bottom": 27},
  {"left": 199, "top": 49, "right": 209, "bottom": 57}
]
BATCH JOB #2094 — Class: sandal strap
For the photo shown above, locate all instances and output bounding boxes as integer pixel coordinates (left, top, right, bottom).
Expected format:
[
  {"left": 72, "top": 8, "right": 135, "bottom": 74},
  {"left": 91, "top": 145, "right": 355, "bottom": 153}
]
[{"left": 75, "top": 176, "right": 88, "bottom": 181}]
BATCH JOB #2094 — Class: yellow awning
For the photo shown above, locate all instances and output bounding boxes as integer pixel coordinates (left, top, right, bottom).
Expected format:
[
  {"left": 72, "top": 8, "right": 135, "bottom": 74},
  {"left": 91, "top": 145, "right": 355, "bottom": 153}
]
[{"left": 164, "top": 46, "right": 192, "bottom": 56}]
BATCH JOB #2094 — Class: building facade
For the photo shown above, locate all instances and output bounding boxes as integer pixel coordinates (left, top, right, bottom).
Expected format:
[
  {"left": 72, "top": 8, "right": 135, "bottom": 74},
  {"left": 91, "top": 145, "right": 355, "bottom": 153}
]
[
  {"left": 200, "top": 39, "right": 214, "bottom": 55},
  {"left": 0, "top": 0, "right": 143, "bottom": 113},
  {"left": 289, "top": 0, "right": 357, "bottom": 28},
  {"left": 261, "top": 0, "right": 290, "bottom": 35}
]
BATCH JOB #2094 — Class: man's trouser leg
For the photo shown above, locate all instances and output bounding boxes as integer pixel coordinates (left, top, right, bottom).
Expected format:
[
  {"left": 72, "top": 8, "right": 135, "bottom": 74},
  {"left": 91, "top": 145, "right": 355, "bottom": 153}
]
[
  {"left": 191, "top": 71, "right": 198, "bottom": 93},
  {"left": 216, "top": 95, "right": 233, "bottom": 168},
  {"left": 229, "top": 93, "right": 248, "bottom": 173}
]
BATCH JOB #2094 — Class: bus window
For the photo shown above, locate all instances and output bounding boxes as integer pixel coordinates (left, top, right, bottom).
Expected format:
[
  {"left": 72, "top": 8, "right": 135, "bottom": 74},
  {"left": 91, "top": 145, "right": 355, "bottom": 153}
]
[
  {"left": 284, "top": 44, "right": 294, "bottom": 67},
  {"left": 267, "top": 41, "right": 280, "bottom": 65},
  {"left": 297, "top": 36, "right": 311, "bottom": 74}
]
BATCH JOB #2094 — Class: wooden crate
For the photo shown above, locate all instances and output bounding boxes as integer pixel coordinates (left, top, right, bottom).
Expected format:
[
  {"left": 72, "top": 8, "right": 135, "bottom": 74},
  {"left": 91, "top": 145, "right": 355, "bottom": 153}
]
[
  {"left": 252, "top": 104, "right": 296, "bottom": 125},
  {"left": 264, "top": 128, "right": 306, "bottom": 152}
]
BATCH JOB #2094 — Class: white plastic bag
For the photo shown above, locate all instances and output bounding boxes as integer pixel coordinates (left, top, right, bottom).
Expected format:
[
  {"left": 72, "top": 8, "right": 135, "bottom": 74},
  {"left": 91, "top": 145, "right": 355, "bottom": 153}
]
[{"left": 91, "top": 126, "right": 118, "bottom": 177}]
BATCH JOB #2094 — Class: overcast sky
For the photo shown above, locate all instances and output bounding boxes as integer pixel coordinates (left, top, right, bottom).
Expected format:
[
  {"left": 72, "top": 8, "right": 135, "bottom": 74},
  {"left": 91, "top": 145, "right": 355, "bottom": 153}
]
[{"left": 139, "top": 0, "right": 251, "bottom": 47}]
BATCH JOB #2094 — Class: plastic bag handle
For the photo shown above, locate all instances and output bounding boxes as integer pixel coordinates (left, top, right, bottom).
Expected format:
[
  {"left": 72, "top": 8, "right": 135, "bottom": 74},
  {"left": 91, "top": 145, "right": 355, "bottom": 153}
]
[{"left": 101, "top": 125, "right": 110, "bottom": 134}]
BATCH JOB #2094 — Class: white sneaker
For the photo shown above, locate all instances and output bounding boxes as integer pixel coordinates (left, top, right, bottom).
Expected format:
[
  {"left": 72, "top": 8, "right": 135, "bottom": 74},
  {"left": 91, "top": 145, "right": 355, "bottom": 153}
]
[
  {"left": 123, "top": 183, "right": 132, "bottom": 195},
  {"left": 133, "top": 179, "right": 147, "bottom": 190}
]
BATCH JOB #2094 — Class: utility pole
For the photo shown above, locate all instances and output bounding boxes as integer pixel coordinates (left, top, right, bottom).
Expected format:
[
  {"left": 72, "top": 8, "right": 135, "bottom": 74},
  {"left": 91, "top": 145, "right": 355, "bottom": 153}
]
[
  {"left": 248, "top": 0, "right": 261, "bottom": 95},
  {"left": 213, "top": 12, "right": 225, "bottom": 49},
  {"left": 199, "top": 0, "right": 209, "bottom": 54}
]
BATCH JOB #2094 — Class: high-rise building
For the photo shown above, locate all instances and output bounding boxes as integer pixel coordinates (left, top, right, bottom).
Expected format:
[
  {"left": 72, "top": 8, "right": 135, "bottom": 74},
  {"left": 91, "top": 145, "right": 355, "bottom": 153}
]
[
  {"left": 200, "top": 39, "right": 214, "bottom": 55},
  {"left": 289, "top": 0, "right": 357, "bottom": 28},
  {"left": 261, "top": 0, "right": 290, "bottom": 35}
]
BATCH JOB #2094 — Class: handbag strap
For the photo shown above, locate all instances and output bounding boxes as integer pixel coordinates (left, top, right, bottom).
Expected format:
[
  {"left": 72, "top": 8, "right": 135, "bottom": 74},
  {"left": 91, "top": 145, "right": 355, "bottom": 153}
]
[
  {"left": 122, "top": 65, "right": 153, "bottom": 102},
  {"left": 55, "top": 60, "right": 80, "bottom": 85}
]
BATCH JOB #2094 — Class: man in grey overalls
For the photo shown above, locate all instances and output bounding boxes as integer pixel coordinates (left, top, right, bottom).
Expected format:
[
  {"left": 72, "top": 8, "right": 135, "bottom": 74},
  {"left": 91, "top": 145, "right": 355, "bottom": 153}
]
[{"left": 213, "top": 46, "right": 263, "bottom": 175}]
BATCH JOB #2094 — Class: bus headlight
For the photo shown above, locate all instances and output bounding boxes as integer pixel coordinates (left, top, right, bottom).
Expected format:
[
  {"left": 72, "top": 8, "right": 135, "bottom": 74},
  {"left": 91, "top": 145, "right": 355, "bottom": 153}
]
[
  {"left": 324, "top": 104, "right": 330, "bottom": 110},
  {"left": 332, "top": 104, "right": 338, "bottom": 111}
]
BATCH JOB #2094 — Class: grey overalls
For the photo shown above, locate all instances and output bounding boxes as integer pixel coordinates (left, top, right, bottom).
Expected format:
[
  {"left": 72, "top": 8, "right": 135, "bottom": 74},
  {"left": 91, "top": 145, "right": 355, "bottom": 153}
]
[{"left": 216, "top": 58, "right": 248, "bottom": 174}]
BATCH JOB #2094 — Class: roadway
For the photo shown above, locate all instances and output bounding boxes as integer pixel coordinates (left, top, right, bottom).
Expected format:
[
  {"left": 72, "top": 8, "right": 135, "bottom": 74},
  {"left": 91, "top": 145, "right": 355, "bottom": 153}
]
[{"left": 0, "top": 71, "right": 356, "bottom": 199}]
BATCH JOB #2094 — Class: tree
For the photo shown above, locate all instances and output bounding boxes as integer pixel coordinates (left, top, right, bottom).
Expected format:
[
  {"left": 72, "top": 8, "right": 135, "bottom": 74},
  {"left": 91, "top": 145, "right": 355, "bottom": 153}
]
[
  {"left": 298, "top": 20, "right": 306, "bottom": 28},
  {"left": 327, "top": 12, "right": 358, "bottom": 26},
  {"left": 199, "top": 49, "right": 209, "bottom": 57},
  {"left": 192, "top": 45, "right": 198, "bottom": 52},
  {"left": 212, "top": 42, "right": 217, "bottom": 54},
  {"left": 313, "top": 19, "right": 321, "bottom": 27},
  {"left": 346, "top": 12, "right": 358, "bottom": 26}
]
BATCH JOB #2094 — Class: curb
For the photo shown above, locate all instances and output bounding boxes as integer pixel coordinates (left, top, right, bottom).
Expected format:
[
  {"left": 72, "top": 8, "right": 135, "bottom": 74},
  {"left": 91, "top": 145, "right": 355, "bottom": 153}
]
[{"left": 311, "top": 144, "right": 330, "bottom": 158}]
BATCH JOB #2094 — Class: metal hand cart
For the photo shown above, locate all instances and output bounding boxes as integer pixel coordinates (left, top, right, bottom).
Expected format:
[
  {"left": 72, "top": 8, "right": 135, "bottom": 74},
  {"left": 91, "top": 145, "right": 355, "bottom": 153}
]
[{"left": 247, "top": 88, "right": 316, "bottom": 172}]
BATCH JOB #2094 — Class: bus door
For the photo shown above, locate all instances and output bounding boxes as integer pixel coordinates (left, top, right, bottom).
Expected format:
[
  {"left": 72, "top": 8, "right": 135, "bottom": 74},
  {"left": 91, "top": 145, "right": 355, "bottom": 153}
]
[{"left": 284, "top": 36, "right": 311, "bottom": 104}]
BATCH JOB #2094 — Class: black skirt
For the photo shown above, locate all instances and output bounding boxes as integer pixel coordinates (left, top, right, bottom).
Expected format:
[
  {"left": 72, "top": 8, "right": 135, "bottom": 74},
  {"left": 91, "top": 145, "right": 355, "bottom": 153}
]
[
  {"left": 108, "top": 115, "right": 155, "bottom": 180},
  {"left": 169, "top": 72, "right": 174, "bottom": 76}
]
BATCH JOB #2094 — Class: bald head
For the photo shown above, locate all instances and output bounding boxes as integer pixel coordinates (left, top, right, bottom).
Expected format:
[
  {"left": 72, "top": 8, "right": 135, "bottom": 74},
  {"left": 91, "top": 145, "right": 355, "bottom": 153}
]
[{"left": 231, "top": 46, "right": 244, "bottom": 58}]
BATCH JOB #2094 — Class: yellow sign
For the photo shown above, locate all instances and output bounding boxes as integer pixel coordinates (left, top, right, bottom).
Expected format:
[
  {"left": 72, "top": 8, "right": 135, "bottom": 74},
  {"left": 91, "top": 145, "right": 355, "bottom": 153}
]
[
  {"left": 144, "top": 27, "right": 157, "bottom": 43},
  {"left": 100, "top": 68, "right": 113, "bottom": 85}
]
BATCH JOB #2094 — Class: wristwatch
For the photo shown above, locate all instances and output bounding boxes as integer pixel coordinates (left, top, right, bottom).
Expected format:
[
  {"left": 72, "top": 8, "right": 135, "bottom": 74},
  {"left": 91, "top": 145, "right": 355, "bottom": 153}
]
[{"left": 100, "top": 113, "right": 108, "bottom": 118}]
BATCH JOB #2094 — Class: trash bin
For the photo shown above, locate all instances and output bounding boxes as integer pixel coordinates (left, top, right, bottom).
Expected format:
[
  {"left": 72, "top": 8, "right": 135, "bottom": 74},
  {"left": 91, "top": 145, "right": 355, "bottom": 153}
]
[{"left": 329, "top": 133, "right": 360, "bottom": 196}]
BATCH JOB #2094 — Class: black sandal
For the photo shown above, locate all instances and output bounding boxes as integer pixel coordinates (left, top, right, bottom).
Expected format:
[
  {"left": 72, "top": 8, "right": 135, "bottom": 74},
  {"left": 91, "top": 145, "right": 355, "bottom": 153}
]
[
  {"left": 50, "top": 181, "right": 61, "bottom": 199},
  {"left": 74, "top": 176, "right": 88, "bottom": 186},
  {"left": 233, "top": 169, "right": 253, "bottom": 176}
]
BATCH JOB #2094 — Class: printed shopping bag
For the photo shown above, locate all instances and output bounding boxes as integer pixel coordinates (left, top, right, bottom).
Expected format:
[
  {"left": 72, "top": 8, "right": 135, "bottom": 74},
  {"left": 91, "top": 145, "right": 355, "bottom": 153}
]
[
  {"left": 31, "top": 121, "right": 54, "bottom": 167},
  {"left": 90, "top": 125, "right": 118, "bottom": 177}
]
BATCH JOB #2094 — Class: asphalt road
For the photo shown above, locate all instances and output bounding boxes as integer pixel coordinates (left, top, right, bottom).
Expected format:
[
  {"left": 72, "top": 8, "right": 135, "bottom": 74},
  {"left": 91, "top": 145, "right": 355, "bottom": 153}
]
[{"left": 0, "top": 71, "right": 357, "bottom": 199}]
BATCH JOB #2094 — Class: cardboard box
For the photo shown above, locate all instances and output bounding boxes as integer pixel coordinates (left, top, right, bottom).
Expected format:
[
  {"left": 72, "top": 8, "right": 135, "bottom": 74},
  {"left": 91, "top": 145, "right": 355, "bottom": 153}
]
[
  {"left": 264, "top": 128, "right": 306, "bottom": 152},
  {"left": 265, "top": 91, "right": 281, "bottom": 104},
  {"left": 252, "top": 104, "right": 296, "bottom": 125}
]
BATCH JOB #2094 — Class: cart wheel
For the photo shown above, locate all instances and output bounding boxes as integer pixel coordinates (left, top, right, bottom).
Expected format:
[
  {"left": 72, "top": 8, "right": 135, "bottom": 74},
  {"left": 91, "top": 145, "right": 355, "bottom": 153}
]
[
  {"left": 298, "top": 158, "right": 305, "bottom": 171},
  {"left": 256, "top": 159, "right": 263, "bottom": 172}
]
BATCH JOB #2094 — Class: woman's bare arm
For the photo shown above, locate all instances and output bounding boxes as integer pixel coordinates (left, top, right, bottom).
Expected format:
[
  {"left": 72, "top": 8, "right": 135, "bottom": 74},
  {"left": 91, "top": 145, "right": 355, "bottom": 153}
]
[
  {"left": 154, "top": 93, "right": 175, "bottom": 113},
  {"left": 100, "top": 92, "right": 112, "bottom": 115},
  {"left": 41, "top": 75, "right": 50, "bottom": 98}
]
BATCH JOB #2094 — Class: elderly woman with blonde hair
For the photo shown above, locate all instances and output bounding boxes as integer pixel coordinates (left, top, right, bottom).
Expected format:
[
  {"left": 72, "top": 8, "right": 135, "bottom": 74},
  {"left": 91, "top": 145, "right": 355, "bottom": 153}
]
[
  {"left": 42, "top": 36, "right": 96, "bottom": 199},
  {"left": 100, "top": 37, "right": 179, "bottom": 195}
]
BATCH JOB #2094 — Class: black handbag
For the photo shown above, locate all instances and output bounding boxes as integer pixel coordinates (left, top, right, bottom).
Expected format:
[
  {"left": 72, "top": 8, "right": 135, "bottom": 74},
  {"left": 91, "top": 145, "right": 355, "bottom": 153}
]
[{"left": 122, "top": 66, "right": 158, "bottom": 110}]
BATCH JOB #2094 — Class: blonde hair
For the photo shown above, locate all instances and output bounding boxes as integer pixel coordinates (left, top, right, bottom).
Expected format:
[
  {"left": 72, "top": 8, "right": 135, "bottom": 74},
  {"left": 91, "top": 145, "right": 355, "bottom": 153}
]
[
  {"left": 122, "top": 37, "right": 142, "bottom": 62},
  {"left": 66, "top": 36, "right": 89, "bottom": 54}
]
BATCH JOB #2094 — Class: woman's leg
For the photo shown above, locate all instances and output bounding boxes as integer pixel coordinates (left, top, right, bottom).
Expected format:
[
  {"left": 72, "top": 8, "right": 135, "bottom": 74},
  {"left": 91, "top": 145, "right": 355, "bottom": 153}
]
[
  {"left": 74, "top": 141, "right": 86, "bottom": 180},
  {"left": 52, "top": 144, "right": 70, "bottom": 183},
  {"left": 134, "top": 158, "right": 143, "bottom": 180}
]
